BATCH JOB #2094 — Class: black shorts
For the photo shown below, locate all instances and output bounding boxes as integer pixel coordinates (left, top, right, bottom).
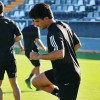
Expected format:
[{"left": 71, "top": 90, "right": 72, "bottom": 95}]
[
  {"left": 30, "top": 60, "right": 41, "bottom": 67},
  {"left": 45, "top": 69, "right": 80, "bottom": 100},
  {"left": 26, "top": 54, "right": 41, "bottom": 67},
  {"left": 44, "top": 69, "right": 56, "bottom": 85},
  {"left": 0, "top": 60, "right": 17, "bottom": 80},
  {"left": 58, "top": 81, "right": 80, "bottom": 100}
]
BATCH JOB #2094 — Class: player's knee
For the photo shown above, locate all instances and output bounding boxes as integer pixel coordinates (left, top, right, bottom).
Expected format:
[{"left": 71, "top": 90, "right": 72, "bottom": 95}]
[
  {"left": 0, "top": 88, "right": 3, "bottom": 95},
  {"left": 32, "top": 79, "right": 38, "bottom": 88}
]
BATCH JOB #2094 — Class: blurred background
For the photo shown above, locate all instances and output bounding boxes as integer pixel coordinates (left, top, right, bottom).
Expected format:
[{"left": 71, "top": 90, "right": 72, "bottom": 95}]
[{"left": 2, "top": 0, "right": 100, "bottom": 58}]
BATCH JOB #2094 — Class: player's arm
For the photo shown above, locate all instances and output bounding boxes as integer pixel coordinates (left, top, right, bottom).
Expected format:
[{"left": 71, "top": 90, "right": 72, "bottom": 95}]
[
  {"left": 14, "top": 35, "right": 23, "bottom": 43},
  {"left": 74, "top": 43, "right": 81, "bottom": 52},
  {"left": 17, "top": 41, "right": 25, "bottom": 54},
  {"left": 30, "top": 49, "right": 64, "bottom": 60},
  {"left": 13, "top": 21, "right": 25, "bottom": 53},
  {"left": 73, "top": 32, "right": 81, "bottom": 52},
  {"left": 15, "top": 35, "right": 25, "bottom": 54},
  {"left": 13, "top": 20, "right": 23, "bottom": 43},
  {"left": 14, "top": 35, "right": 25, "bottom": 54},
  {"left": 30, "top": 32, "right": 64, "bottom": 60},
  {"left": 35, "top": 38, "right": 47, "bottom": 51}
]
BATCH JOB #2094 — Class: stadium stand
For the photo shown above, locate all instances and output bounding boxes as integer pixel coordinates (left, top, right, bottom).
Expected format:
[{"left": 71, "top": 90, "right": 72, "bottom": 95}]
[
  {"left": 4, "top": 0, "right": 24, "bottom": 12},
  {"left": 2, "top": 0, "right": 100, "bottom": 21},
  {"left": 2, "top": 0, "right": 100, "bottom": 52}
]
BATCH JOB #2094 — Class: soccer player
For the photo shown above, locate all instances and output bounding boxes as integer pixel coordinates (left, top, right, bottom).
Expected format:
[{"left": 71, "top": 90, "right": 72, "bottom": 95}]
[
  {"left": 21, "top": 23, "right": 47, "bottom": 90},
  {"left": 0, "top": 1, "right": 22, "bottom": 100},
  {"left": 29, "top": 3, "right": 81, "bottom": 100}
]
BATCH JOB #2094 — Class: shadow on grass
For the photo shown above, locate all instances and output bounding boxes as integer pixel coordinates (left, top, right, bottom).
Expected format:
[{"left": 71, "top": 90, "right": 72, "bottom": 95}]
[{"left": 3, "top": 90, "right": 40, "bottom": 94}]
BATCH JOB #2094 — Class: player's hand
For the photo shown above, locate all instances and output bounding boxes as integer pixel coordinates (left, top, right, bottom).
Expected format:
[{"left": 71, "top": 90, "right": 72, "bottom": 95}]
[
  {"left": 20, "top": 48, "right": 25, "bottom": 54},
  {"left": 43, "top": 46, "right": 48, "bottom": 51},
  {"left": 20, "top": 50, "right": 25, "bottom": 54},
  {"left": 38, "top": 46, "right": 47, "bottom": 51},
  {"left": 30, "top": 50, "right": 40, "bottom": 60},
  {"left": 40, "top": 46, "right": 47, "bottom": 51}
]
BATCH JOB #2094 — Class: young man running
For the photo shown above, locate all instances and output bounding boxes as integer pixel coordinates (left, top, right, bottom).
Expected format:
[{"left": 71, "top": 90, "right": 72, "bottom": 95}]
[{"left": 29, "top": 3, "right": 81, "bottom": 100}]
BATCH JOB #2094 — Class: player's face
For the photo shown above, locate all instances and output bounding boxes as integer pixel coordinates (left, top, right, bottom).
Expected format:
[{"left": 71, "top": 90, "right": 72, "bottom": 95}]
[{"left": 33, "top": 18, "right": 47, "bottom": 29}]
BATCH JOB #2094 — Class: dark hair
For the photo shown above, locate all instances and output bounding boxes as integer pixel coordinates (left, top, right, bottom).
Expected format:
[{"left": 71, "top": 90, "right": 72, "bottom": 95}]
[
  {"left": 0, "top": 1, "right": 4, "bottom": 14},
  {"left": 29, "top": 3, "right": 54, "bottom": 19}
]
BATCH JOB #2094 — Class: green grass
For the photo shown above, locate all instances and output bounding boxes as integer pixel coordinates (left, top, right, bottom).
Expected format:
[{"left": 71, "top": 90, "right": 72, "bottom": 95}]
[{"left": 2, "top": 55, "right": 100, "bottom": 100}]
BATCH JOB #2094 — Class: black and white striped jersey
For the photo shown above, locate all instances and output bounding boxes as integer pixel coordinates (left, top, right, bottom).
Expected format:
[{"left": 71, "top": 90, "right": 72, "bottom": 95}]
[{"left": 47, "top": 21, "right": 81, "bottom": 75}]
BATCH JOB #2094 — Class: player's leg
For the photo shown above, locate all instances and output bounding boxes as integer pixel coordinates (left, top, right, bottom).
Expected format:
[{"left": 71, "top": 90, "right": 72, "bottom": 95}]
[
  {"left": 0, "top": 62, "right": 6, "bottom": 100},
  {"left": 32, "top": 72, "right": 54, "bottom": 92},
  {"left": 25, "top": 68, "right": 35, "bottom": 89},
  {"left": 9, "top": 78, "right": 21, "bottom": 100},
  {"left": 26, "top": 65, "right": 41, "bottom": 80},
  {"left": 25, "top": 56, "right": 36, "bottom": 81},
  {"left": 6, "top": 60, "right": 21, "bottom": 100},
  {"left": 34, "top": 65, "right": 41, "bottom": 91},
  {"left": 25, "top": 60, "right": 41, "bottom": 89},
  {"left": 26, "top": 68, "right": 35, "bottom": 80},
  {"left": 32, "top": 69, "right": 59, "bottom": 97},
  {"left": 0, "top": 80, "right": 3, "bottom": 100},
  {"left": 31, "top": 60, "right": 41, "bottom": 76},
  {"left": 35, "top": 65, "right": 41, "bottom": 76}
]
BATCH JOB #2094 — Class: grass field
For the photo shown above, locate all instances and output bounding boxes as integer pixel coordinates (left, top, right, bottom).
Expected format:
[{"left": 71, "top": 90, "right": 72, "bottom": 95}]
[{"left": 2, "top": 54, "right": 100, "bottom": 100}]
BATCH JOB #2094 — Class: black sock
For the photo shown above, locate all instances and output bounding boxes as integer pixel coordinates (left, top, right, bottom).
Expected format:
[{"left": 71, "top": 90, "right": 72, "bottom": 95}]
[
  {"left": 51, "top": 88, "right": 59, "bottom": 97},
  {"left": 28, "top": 73, "right": 33, "bottom": 80}
]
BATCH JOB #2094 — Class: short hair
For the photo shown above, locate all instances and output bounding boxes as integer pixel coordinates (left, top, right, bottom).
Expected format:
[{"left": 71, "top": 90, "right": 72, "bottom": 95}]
[
  {"left": 29, "top": 3, "right": 54, "bottom": 19},
  {"left": 0, "top": 1, "right": 4, "bottom": 14}
]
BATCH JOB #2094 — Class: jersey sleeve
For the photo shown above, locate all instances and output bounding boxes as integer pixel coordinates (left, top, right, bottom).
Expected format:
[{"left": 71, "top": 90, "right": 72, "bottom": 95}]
[
  {"left": 34, "top": 27, "right": 39, "bottom": 39},
  {"left": 49, "top": 32, "right": 64, "bottom": 51},
  {"left": 13, "top": 21, "right": 22, "bottom": 36},
  {"left": 22, "top": 28, "right": 25, "bottom": 34},
  {"left": 72, "top": 31, "right": 80, "bottom": 46}
]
